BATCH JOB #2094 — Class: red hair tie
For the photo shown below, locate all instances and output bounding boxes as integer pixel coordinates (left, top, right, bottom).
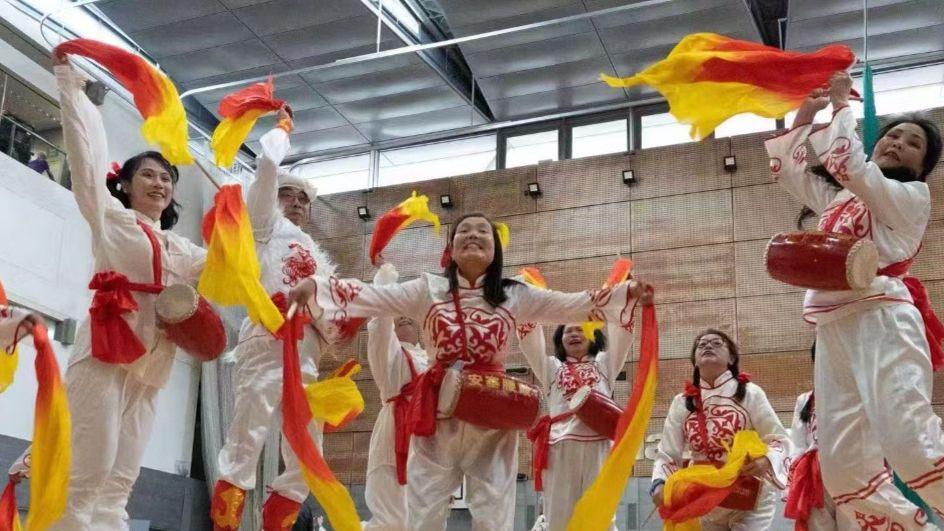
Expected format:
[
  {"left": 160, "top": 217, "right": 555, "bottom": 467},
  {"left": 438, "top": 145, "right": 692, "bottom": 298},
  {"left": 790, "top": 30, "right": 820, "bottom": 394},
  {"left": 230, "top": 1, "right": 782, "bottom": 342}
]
[
  {"left": 736, "top": 372, "right": 751, "bottom": 384},
  {"left": 683, "top": 380, "right": 701, "bottom": 398},
  {"left": 439, "top": 245, "right": 452, "bottom": 269},
  {"left": 105, "top": 161, "right": 121, "bottom": 181}
]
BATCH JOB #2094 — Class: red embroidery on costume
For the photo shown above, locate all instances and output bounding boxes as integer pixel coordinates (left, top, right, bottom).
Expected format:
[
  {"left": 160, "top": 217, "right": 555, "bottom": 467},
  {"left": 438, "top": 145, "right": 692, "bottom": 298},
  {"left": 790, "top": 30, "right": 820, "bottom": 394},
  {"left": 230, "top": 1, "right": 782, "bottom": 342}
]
[
  {"left": 825, "top": 137, "right": 852, "bottom": 181},
  {"left": 854, "top": 511, "right": 906, "bottom": 531},
  {"left": 426, "top": 303, "right": 510, "bottom": 365},
  {"left": 325, "top": 277, "right": 364, "bottom": 335},
  {"left": 554, "top": 362, "right": 601, "bottom": 398},
  {"left": 684, "top": 402, "right": 749, "bottom": 462},
  {"left": 770, "top": 157, "right": 782, "bottom": 177},
  {"left": 818, "top": 197, "right": 871, "bottom": 239},
  {"left": 281, "top": 243, "right": 317, "bottom": 287},
  {"left": 793, "top": 145, "right": 807, "bottom": 165},
  {"left": 517, "top": 322, "right": 536, "bottom": 338}
]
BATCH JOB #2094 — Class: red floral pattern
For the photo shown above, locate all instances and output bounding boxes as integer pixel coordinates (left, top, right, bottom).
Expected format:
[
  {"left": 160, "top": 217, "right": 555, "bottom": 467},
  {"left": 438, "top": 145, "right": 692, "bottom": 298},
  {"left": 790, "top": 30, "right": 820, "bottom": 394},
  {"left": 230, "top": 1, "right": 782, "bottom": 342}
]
[
  {"left": 281, "top": 243, "right": 317, "bottom": 287},
  {"left": 554, "top": 362, "right": 601, "bottom": 398},
  {"left": 426, "top": 302, "right": 511, "bottom": 365},
  {"left": 683, "top": 401, "right": 749, "bottom": 462},
  {"left": 854, "top": 511, "right": 906, "bottom": 531},
  {"left": 825, "top": 137, "right": 852, "bottom": 182},
  {"left": 819, "top": 197, "right": 872, "bottom": 239}
]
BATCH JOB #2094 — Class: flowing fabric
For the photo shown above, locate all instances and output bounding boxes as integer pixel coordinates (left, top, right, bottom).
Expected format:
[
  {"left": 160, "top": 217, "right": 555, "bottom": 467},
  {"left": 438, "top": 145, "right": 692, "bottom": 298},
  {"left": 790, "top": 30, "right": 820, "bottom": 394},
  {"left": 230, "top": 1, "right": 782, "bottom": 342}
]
[
  {"left": 53, "top": 39, "right": 192, "bottom": 164},
  {"left": 369, "top": 192, "right": 441, "bottom": 265},
  {"left": 0, "top": 481, "right": 20, "bottom": 531},
  {"left": 582, "top": 258, "right": 634, "bottom": 340},
  {"left": 601, "top": 33, "right": 854, "bottom": 140},
  {"left": 87, "top": 271, "right": 162, "bottom": 364},
  {"left": 784, "top": 450, "right": 824, "bottom": 531},
  {"left": 495, "top": 222, "right": 510, "bottom": 250},
  {"left": 25, "top": 324, "right": 71, "bottom": 531},
  {"left": 280, "top": 312, "right": 360, "bottom": 530},
  {"left": 520, "top": 267, "right": 547, "bottom": 289},
  {"left": 210, "top": 79, "right": 285, "bottom": 167},
  {"left": 566, "top": 304, "right": 659, "bottom": 530},
  {"left": 305, "top": 359, "right": 364, "bottom": 433},
  {"left": 0, "top": 347, "right": 16, "bottom": 394},
  {"left": 658, "top": 430, "right": 769, "bottom": 531},
  {"left": 199, "top": 185, "right": 284, "bottom": 334}
]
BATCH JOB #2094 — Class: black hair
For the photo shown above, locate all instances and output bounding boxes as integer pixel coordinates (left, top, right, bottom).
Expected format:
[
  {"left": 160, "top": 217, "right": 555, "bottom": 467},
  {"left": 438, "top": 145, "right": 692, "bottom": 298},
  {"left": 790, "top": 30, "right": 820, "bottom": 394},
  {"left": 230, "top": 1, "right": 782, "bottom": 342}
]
[
  {"left": 552, "top": 324, "right": 607, "bottom": 362},
  {"left": 685, "top": 328, "right": 747, "bottom": 412},
  {"left": 106, "top": 151, "right": 181, "bottom": 230},
  {"left": 797, "top": 113, "right": 943, "bottom": 228},
  {"left": 444, "top": 212, "right": 516, "bottom": 308},
  {"left": 799, "top": 341, "right": 816, "bottom": 424}
]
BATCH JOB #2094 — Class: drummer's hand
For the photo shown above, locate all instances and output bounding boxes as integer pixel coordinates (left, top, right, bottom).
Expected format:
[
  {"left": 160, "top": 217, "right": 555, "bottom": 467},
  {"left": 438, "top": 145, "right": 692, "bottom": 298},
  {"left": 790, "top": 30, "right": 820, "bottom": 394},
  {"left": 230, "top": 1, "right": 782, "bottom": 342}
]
[
  {"left": 287, "top": 277, "right": 317, "bottom": 309},
  {"left": 793, "top": 88, "right": 829, "bottom": 128},
  {"left": 828, "top": 71, "right": 853, "bottom": 108},
  {"left": 740, "top": 456, "right": 772, "bottom": 479},
  {"left": 276, "top": 105, "right": 294, "bottom": 133},
  {"left": 631, "top": 281, "right": 655, "bottom": 306},
  {"left": 650, "top": 484, "right": 664, "bottom": 507}
]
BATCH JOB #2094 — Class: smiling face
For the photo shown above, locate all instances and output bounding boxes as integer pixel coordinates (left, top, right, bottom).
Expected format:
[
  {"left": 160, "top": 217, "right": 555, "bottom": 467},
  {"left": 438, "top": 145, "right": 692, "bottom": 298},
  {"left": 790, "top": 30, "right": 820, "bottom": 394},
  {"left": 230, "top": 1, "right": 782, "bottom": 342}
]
[
  {"left": 451, "top": 216, "right": 495, "bottom": 278},
  {"left": 126, "top": 157, "right": 174, "bottom": 221},
  {"left": 561, "top": 324, "right": 590, "bottom": 359},
  {"left": 872, "top": 122, "right": 928, "bottom": 177}
]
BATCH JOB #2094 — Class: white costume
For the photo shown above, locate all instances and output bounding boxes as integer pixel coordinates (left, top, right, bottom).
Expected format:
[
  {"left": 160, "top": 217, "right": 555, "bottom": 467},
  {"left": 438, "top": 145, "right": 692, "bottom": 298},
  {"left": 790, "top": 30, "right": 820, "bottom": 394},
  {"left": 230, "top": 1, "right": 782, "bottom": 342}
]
[
  {"left": 363, "top": 265, "right": 429, "bottom": 531},
  {"left": 303, "top": 269, "right": 640, "bottom": 530},
  {"left": 214, "top": 127, "right": 335, "bottom": 513},
  {"left": 0, "top": 305, "right": 30, "bottom": 352},
  {"left": 652, "top": 374, "right": 790, "bottom": 530},
  {"left": 517, "top": 322, "right": 633, "bottom": 531},
  {"left": 53, "top": 64, "right": 207, "bottom": 531},
  {"left": 768, "top": 105, "right": 944, "bottom": 527}
]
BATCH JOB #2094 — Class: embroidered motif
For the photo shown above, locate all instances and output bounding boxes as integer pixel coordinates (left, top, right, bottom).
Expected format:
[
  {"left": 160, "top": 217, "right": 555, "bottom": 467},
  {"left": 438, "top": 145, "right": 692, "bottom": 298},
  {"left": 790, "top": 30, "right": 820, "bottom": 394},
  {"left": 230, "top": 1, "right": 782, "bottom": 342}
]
[
  {"left": 819, "top": 197, "right": 871, "bottom": 238},
  {"left": 426, "top": 303, "right": 511, "bottom": 365},
  {"left": 555, "top": 362, "right": 601, "bottom": 398},
  {"left": 281, "top": 243, "right": 317, "bottom": 287},
  {"left": 684, "top": 401, "right": 749, "bottom": 462},
  {"left": 854, "top": 511, "right": 906, "bottom": 531},
  {"left": 825, "top": 137, "right": 852, "bottom": 182}
]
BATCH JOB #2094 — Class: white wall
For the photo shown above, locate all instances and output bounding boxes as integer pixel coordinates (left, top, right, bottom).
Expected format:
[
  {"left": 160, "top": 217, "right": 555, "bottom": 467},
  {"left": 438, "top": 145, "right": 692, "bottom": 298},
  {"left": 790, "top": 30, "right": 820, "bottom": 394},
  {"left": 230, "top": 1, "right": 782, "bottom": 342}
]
[{"left": 0, "top": 17, "right": 220, "bottom": 473}]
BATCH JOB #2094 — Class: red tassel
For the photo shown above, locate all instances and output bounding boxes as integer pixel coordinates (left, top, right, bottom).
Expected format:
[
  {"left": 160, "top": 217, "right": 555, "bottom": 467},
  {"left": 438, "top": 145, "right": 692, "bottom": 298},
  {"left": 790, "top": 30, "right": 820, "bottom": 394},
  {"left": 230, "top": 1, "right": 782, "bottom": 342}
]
[
  {"left": 439, "top": 246, "right": 452, "bottom": 269},
  {"left": 105, "top": 161, "right": 121, "bottom": 181},
  {"left": 217, "top": 78, "right": 284, "bottom": 119},
  {"left": 737, "top": 372, "right": 751, "bottom": 384}
]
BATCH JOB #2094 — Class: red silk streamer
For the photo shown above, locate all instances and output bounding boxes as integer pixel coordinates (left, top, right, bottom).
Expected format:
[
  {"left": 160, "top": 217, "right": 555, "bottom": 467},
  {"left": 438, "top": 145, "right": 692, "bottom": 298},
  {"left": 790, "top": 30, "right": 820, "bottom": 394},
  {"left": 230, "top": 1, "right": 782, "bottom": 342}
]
[
  {"left": 0, "top": 481, "right": 18, "bottom": 531},
  {"left": 879, "top": 257, "right": 944, "bottom": 371},
  {"left": 658, "top": 481, "right": 737, "bottom": 524},
  {"left": 527, "top": 411, "right": 575, "bottom": 491},
  {"left": 87, "top": 271, "right": 162, "bottom": 364},
  {"left": 388, "top": 378, "right": 418, "bottom": 485},
  {"left": 407, "top": 363, "right": 446, "bottom": 437},
  {"left": 784, "top": 450, "right": 824, "bottom": 531}
]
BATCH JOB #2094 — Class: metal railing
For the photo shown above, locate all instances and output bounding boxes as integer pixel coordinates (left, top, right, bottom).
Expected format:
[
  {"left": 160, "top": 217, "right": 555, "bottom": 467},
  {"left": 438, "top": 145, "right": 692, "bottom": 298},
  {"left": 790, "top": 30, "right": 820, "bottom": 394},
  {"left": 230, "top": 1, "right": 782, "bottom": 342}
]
[{"left": 0, "top": 113, "right": 68, "bottom": 187}]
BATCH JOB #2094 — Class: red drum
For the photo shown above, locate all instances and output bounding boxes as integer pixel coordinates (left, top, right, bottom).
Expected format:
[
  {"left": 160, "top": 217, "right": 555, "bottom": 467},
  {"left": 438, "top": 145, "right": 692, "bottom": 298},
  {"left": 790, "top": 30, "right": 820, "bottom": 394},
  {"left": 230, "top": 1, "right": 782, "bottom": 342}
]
[
  {"left": 155, "top": 284, "right": 226, "bottom": 361},
  {"left": 765, "top": 231, "right": 878, "bottom": 291},
  {"left": 568, "top": 385, "right": 623, "bottom": 440},
  {"left": 438, "top": 368, "right": 540, "bottom": 431}
]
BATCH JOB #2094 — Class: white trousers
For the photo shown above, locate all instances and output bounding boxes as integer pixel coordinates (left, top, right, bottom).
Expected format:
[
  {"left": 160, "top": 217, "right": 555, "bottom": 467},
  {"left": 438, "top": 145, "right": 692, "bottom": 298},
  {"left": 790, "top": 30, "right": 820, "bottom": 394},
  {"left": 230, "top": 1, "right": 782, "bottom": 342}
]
[
  {"left": 816, "top": 303, "right": 944, "bottom": 530},
  {"left": 543, "top": 439, "right": 615, "bottom": 531},
  {"left": 805, "top": 493, "right": 859, "bottom": 531},
  {"left": 50, "top": 356, "right": 159, "bottom": 531},
  {"left": 407, "top": 418, "right": 519, "bottom": 530},
  {"left": 699, "top": 482, "right": 777, "bottom": 530},
  {"left": 216, "top": 334, "right": 322, "bottom": 503},
  {"left": 363, "top": 463, "right": 408, "bottom": 531}
]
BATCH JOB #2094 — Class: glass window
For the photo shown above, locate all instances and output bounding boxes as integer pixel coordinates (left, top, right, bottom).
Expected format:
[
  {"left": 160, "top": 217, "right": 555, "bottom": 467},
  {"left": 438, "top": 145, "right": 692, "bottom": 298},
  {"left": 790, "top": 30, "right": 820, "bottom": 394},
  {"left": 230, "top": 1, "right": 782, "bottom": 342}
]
[
  {"left": 571, "top": 119, "right": 628, "bottom": 158},
  {"left": 504, "top": 129, "right": 558, "bottom": 168},
  {"left": 714, "top": 113, "right": 777, "bottom": 138},
  {"left": 290, "top": 154, "right": 370, "bottom": 196},
  {"left": 378, "top": 134, "right": 496, "bottom": 187},
  {"left": 640, "top": 112, "right": 693, "bottom": 149}
]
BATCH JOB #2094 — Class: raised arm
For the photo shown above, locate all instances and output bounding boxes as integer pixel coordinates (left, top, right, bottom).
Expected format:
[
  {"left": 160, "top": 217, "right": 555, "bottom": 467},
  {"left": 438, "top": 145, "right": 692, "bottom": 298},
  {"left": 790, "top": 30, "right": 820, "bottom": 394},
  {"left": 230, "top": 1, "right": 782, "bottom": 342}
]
[
  {"left": 598, "top": 315, "right": 636, "bottom": 385},
  {"left": 54, "top": 59, "right": 119, "bottom": 232},
  {"left": 512, "top": 280, "right": 649, "bottom": 330},
  {"left": 516, "top": 324, "right": 555, "bottom": 391},
  {"left": 247, "top": 109, "right": 292, "bottom": 240},
  {"left": 366, "top": 264, "right": 407, "bottom": 394}
]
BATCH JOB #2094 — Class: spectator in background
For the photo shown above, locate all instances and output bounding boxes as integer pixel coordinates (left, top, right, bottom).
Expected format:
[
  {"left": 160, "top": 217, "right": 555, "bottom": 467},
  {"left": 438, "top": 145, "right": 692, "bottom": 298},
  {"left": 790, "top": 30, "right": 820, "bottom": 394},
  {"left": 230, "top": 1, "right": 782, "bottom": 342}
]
[{"left": 27, "top": 151, "right": 52, "bottom": 179}]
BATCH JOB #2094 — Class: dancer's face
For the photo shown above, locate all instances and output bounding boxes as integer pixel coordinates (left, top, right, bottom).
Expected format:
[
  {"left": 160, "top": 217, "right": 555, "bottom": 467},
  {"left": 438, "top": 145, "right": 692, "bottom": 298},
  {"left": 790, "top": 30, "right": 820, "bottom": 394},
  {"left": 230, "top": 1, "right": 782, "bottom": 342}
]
[
  {"left": 127, "top": 157, "right": 174, "bottom": 221},
  {"left": 452, "top": 216, "right": 494, "bottom": 276},
  {"left": 872, "top": 122, "right": 928, "bottom": 178},
  {"left": 278, "top": 186, "right": 310, "bottom": 226},
  {"left": 694, "top": 333, "right": 732, "bottom": 371},
  {"left": 561, "top": 324, "right": 590, "bottom": 358}
]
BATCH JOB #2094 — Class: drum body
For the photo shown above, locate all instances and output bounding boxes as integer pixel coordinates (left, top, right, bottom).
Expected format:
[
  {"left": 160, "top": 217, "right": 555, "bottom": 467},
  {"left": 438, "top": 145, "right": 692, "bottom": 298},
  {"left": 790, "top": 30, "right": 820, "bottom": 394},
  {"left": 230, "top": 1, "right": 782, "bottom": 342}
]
[
  {"left": 765, "top": 231, "right": 878, "bottom": 291},
  {"left": 156, "top": 284, "right": 226, "bottom": 361},
  {"left": 438, "top": 368, "right": 540, "bottom": 430},
  {"left": 568, "top": 385, "right": 623, "bottom": 440}
]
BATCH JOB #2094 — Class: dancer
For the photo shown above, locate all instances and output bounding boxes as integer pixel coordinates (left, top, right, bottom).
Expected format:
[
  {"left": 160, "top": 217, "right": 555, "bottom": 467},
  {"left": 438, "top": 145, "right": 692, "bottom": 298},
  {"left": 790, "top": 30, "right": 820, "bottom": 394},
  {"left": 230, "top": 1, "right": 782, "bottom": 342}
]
[
  {"left": 518, "top": 321, "right": 633, "bottom": 531},
  {"left": 211, "top": 108, "right": 337, "bottom": 530},
  {"left": 651, "top": 329, "right": 790, "bottom": 530},
  {"left": 286, "top": 212, "right": 654, "bottom": 530},
  {"left": 362, "top": 261, "right": 429, "bottom": 530},
  {"left": 767, "top": 71, "right": 944, "bottom": 526},
  {"left": 50, "top": 53, "right": 207, "bottom": 530}
]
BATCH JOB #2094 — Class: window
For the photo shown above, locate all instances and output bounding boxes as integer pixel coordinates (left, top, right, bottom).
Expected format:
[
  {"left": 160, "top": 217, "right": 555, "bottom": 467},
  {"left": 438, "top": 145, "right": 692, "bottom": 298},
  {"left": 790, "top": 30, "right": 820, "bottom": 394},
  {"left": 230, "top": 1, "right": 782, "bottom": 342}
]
[
  {"left": 714, "top": 113, "right": 776, "bottom": 138},
  {"left": 639, "top": 112, "right": 693, "bottom": 149},
  {"left": 378, "top": 134, "right": 496, "bottom": 187},
  {"left": 291, "top": 154, "right": 370, "bottom": 196},
  {"left": 504, "top": 129, "right": 558, "bottom": 168},
  {"left": 571, "top": 119, "right": 628, "bottom": 158}
]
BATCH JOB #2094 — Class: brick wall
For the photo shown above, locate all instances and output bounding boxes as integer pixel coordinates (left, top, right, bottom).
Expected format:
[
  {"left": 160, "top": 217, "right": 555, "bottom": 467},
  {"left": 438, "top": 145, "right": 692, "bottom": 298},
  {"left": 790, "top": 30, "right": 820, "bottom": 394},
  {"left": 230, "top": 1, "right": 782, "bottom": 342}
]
[{"left": 307, "top": 107, "right": 944, "bottom": 483}]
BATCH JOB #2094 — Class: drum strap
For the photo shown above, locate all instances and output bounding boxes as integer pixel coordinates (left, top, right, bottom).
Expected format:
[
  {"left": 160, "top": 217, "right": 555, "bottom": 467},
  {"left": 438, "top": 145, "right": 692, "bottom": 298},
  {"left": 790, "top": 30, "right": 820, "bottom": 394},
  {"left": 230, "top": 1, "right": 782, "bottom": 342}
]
[
  {"left": 784, "top": 448, "right": 824, "bottom": 529},
  {"left": 879, "top": 251, "right": 944, "bottom": 371},
  {"left": 87, "top": 220, "right": 165, "bottom": 365}
]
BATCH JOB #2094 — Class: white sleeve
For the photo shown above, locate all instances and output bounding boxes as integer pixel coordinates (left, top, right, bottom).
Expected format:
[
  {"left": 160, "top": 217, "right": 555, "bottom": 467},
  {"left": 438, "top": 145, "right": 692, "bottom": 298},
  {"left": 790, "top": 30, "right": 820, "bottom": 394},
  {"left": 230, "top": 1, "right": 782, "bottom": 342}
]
[
  {"left": 788, "top": 393, "right": 811, "bottom": 459},
  {"left": 55, "top": 64, "right": 122, "bottom": 232},
  {"left": 765, "top": 124, "right": 838, "bottom": 215},
  {"left": 0, "top": 306, "right": 31, "bottom": 352},
  {"left": 748, "top": 383, "right": 791, "bottom": 489},
  {"left": 516, "top": 324, "right": 554, "bottom": 391},
  {"left": 652, "top": 395, "right": 687, "bottom": 485},
  {"left": 247, "top": 127, "right": 290, "bottom": 240},
  {"left": 366, "top": 265, "right": 404, "bottom": 396},
  {"left": 599, "top": 317, "right": 635, "bottom": 385},
  {"left": 511, "top": 281, "right": 638, "bottom": 329},
  {"left": 808, "top": 106, "right": 931, "bottom": 232},
  {"left": 309, "top": 275, "right": 429, "bottom": 341}
]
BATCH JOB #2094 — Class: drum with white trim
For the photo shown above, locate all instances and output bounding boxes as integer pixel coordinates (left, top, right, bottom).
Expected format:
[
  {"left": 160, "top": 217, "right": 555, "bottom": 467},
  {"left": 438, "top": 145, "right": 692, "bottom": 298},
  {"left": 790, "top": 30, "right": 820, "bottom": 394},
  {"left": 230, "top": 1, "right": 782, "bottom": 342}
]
[
  {"left": 765, "top": 231, "right": 878, "bottom": 291},
  {"left": 156, "top": 284, "right": 226, "bottom": 362},
  {"left": 569, "top": 385, "right": 623, "bottom": 440},
  {"left": 437, "top": 367, "right": 540, "bottom": 431}
]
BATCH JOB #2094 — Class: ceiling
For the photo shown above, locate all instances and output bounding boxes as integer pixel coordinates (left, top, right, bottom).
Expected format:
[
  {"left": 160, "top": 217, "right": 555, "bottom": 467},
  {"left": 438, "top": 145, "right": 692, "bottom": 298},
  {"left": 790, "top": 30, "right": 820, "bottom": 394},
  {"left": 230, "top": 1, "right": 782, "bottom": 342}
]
[{"left": 98, "top": 0, "right": 944, "bottom": 163}]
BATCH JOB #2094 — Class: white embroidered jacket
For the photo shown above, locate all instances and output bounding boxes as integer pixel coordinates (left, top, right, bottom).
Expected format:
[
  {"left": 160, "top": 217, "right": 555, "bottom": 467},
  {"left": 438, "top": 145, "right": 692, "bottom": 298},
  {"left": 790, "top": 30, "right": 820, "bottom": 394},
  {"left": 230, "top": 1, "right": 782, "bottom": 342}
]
[
  {"left": 652, "top": 374, "right": 791, "bottom": 490},
  {"left": 56, "top": 65, "right": 206, "bottom": 388},
  {"left": 307, "top": 272, "right": 639, "bottom": 370},
  {"left": 765, "top": 106, "right": 929, "bottom": 324},
  {"left": 517, "top": 322, "right": 633, "bottom": 444}
]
